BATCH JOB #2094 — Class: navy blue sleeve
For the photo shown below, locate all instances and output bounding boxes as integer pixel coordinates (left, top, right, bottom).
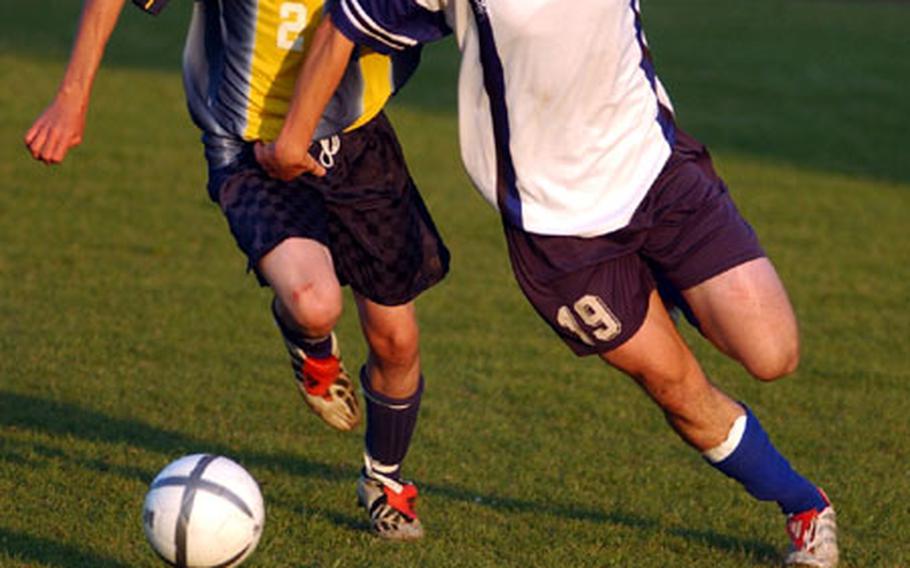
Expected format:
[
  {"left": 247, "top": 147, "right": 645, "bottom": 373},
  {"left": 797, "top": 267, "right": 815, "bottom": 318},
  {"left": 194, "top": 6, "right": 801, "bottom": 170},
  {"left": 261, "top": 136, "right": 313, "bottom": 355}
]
[{"left": 326, "top": 0, "right": 451, "bottom": 55}]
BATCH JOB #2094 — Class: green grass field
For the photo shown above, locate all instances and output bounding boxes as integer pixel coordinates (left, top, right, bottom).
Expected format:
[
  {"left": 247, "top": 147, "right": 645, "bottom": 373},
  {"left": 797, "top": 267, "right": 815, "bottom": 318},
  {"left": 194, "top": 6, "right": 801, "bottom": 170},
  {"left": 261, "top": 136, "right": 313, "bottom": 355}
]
[{"left": 2, "top": 1, "right": 908, "bottom": 566}]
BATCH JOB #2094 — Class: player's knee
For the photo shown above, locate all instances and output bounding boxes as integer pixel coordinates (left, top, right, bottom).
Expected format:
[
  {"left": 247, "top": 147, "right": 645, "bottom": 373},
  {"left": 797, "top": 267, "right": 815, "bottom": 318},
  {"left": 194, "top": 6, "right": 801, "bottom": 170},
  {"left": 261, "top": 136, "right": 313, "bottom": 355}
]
[
  {"left": 745, "top": 342, "right": 800, "bottom": 382},
  {"left": 284, "top": 283, "right": 342, "bottom": 337},
  {"left": 369, "top": 325, "right": 420, "bottom": 369}
]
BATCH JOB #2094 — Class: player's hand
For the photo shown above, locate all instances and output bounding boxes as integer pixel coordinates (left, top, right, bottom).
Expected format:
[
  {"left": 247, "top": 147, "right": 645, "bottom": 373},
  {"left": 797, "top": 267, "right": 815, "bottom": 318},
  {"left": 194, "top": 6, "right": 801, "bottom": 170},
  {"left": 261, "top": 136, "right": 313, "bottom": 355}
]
[
  {"left": 24, "top": 92, "right": 88, "bottom": 165},
  {"left": 254, "top": 139, "right": 326, "bottom": 181}
]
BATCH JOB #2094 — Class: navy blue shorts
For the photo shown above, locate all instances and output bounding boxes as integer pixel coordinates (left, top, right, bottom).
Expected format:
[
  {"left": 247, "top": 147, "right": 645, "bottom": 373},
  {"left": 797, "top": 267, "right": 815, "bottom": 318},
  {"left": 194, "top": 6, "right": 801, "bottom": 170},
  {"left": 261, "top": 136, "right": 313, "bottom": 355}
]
[
  {"left": 209, "top": 112, "right": 450, "bottom": 306},
  {"left": 504, "top": 130, "right": 765, "bottom": 356}
]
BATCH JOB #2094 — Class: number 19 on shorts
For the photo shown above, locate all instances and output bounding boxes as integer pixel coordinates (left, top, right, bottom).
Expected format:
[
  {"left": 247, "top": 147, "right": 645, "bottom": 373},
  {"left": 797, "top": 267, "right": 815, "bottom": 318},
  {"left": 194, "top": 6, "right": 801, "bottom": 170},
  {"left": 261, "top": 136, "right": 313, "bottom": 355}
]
[{"left": 556, "top": 294, "right": 622, "bottom": 346}]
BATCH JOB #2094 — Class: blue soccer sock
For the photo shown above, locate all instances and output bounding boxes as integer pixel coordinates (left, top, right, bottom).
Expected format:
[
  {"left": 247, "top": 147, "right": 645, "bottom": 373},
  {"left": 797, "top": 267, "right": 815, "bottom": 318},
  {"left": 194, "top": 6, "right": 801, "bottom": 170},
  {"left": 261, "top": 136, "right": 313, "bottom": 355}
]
[
  {"left": 361, "top": 366, "right": 424, "bottom": 482},
  {"left": 703, "top": 406, "right": 828, "bottom": 515}
]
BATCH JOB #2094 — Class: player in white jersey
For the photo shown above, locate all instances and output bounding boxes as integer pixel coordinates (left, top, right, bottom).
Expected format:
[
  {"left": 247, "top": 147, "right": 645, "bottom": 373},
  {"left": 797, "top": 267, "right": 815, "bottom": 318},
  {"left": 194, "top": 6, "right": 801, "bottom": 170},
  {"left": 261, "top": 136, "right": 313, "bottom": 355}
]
[{"left": 252, "top": 0, "right": 839, "bottom": 564}]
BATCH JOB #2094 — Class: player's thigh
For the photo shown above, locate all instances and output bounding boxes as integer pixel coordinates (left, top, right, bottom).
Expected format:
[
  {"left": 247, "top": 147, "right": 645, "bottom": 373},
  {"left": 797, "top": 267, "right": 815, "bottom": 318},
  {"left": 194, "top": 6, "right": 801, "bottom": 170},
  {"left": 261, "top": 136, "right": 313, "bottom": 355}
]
[
  {"left": 635, "top": 131, "right": 794, "bottom": 378},
  {"left": 258, "top": 237, "right": 343, "bottom": 321},
  {"left": 682, "top": 257, "right": 799, "bottom": 380},
  {"left": 600, "top": 290, "right": 697, "bottom": 385},
  {"left": 215, "top": 161, "right": 341, "bottom": 315}
]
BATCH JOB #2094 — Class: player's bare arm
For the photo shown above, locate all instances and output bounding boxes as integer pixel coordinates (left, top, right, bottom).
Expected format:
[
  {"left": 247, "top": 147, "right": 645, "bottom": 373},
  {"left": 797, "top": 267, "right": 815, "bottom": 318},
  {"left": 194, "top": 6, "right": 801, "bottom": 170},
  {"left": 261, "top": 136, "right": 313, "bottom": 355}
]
[
  {"left": 24, "top": 0, "right": 127, "bottom": 165},
  {"left": 254, "top": 15, "right": 354, "bottom": 181}
]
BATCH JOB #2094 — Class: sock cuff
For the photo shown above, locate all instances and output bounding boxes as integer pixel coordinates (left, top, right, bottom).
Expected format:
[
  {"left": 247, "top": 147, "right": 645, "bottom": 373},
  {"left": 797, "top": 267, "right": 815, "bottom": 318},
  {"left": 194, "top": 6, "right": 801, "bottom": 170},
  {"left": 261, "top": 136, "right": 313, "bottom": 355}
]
[
  {"left": 360, "top": 366, "right": 424, "bottom": 409},
  {"left": 703, "top": 412, "right": 748, "bottom": 463},
  {"left": 271, "top": 298, "right": 334, "bottom": 355},
  {"left": 363, "top": 452, "right": 405, "bottom": 493}
]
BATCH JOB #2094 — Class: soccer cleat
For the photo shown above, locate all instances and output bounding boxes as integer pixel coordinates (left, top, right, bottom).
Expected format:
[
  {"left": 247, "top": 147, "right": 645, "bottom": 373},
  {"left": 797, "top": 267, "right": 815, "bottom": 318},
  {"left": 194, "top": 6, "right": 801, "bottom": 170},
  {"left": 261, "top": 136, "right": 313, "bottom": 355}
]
[
  {"left": 357, "top": 472, "right": 424, "bottom": 541},
  {"left": 272, "top": 303, "right": 361, "bottom": 431},
  {"left": 784, "top": 490, "right": 839, "bottom": 567}
]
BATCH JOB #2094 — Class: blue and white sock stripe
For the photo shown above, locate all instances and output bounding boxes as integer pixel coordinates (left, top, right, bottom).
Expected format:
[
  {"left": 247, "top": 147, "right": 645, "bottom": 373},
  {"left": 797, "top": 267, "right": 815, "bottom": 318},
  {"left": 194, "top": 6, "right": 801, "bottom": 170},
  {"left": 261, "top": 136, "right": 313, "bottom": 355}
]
[
  {"left": 703, "top": 413, "right": 747, "bottom": 463},
  {"left": 468, "top": 0, "right": 523, "bottom": 228},
  {"left": 336, "top": 0, "right": 418, "bottom": 51},
  {"left": 364, "top": 452, "right": 404, "bottom": 493},
  {"left": 360, "top": 368, "right": 424, "bottom": 410},
  {"left": 705, "top": 406, "right": 828, "bottom": 515}
]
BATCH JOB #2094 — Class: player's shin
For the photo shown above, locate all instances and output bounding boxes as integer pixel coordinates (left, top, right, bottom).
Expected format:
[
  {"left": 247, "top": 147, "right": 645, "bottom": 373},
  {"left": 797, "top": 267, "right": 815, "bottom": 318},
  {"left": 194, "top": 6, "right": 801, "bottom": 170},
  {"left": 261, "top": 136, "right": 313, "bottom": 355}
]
[
  {"left": 361, "top": 366, "right": 423, "bottom": 482},
  {"left": 702, "top": 405, "right": 827, "bottom": 515},
  {"left": 358, "top": 367, "right": 425, "bottom": 539}
]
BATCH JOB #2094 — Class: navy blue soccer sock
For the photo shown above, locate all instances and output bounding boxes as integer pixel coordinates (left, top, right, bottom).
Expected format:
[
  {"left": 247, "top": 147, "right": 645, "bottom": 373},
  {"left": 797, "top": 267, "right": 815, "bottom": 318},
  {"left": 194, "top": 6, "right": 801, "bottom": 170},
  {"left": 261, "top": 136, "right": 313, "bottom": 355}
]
[
  {"left": 298, "top": 335, "right": 333, "bottom": 359},
  {"left": 271, "top": 299, "right": 333, "bottom": 358},
  {"left": 361, "top": 366, "right": 424, "bottom": 481},
  {"left": 704, "top": 405, "right": 828, "bottom": 515}
]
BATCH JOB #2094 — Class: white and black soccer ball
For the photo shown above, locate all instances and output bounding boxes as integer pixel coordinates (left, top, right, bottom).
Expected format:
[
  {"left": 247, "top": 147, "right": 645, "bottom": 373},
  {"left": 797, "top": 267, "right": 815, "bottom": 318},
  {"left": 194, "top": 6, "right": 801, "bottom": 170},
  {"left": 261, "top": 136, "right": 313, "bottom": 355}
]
[{"left": 142, "top": 454, "right": 265, "bottom": 567}]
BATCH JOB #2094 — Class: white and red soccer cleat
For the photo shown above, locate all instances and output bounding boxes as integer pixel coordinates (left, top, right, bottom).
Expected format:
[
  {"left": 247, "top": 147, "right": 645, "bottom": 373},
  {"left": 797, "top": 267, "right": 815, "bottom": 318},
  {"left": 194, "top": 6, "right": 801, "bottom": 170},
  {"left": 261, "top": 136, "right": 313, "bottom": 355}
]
[
  {"left": 784, "top": 489, "right": 839, "bottom": 567},
  {"left": 357, "top": 471, "right": 424, "bottom": 541}
]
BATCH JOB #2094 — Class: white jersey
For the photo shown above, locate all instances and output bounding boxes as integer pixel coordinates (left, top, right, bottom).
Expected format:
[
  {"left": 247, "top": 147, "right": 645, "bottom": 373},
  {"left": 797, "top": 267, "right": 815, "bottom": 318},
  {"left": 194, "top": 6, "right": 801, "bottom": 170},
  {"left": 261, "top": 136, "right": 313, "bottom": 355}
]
[{"left": 328, "top": 0, "right": 676, "bottom": 237}]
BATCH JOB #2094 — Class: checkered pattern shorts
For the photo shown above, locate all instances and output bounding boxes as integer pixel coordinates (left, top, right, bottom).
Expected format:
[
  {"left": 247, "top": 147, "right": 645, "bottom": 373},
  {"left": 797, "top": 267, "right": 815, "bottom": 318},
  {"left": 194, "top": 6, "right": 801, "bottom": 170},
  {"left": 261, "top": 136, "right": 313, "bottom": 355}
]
[{"left": 212, "top": 113, "right": 450, "bottom": 306}]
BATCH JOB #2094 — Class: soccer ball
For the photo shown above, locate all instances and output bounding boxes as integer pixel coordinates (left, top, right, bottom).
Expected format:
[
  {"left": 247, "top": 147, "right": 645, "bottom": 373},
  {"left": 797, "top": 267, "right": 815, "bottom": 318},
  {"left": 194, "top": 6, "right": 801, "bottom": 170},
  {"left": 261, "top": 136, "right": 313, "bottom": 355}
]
[{"left": 142, "top": 454, "right": 265, "bottom": 567}]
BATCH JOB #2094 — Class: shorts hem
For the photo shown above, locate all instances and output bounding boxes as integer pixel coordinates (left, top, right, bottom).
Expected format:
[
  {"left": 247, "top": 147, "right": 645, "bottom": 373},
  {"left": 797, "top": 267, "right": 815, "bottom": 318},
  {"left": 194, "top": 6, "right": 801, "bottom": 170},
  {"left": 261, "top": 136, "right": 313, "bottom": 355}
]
[
  {"left": 349, "top": 266, "right": 449, "bottom": 307},
  {"left": 246, "top": 233, "right": 332, "bottom": 288},
  {"left": 673, "top": 249, "right": 766, "bottom": 292},
  {"left": 566, "top": 297, "right": 651, "bottom": 358}
]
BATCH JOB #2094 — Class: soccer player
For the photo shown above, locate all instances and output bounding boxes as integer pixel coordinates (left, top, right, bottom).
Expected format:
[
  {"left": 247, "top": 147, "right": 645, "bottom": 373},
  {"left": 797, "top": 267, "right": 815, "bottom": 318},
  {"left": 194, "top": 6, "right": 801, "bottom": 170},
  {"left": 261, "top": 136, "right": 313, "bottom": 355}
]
[
  {"left": 24, "top": 0, "right": 449, "bottom": 540},
  {"left": 254, "top": 0, "right": 840, "bottom": 565}
]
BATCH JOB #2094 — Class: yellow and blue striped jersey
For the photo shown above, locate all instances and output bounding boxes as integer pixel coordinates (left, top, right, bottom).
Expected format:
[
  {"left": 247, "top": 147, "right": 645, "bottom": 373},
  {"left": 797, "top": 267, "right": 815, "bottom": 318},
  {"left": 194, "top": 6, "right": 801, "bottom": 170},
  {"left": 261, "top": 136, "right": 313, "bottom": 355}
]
[{"left": 182, "top": 0, "right": 419, "bottom": 168}]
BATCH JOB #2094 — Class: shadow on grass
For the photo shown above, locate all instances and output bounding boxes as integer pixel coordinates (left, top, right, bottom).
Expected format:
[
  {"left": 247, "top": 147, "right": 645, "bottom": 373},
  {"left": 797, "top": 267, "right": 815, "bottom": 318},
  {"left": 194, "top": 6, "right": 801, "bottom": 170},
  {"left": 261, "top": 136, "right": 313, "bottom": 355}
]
[
  {"left": 423, "top": 483, "right": 656, "bottom": 529},
  {"left": 0, "top": 390, "right": 346, "bottom": 484},
  {"left": 670, "top": 527, "right": 780, "bottom": 565},
  {"left": 2, "top": 390, "right": 777, "bottom": 562},
  {"left": 0, "top": 527, "right": 132, "bottom": 568}
]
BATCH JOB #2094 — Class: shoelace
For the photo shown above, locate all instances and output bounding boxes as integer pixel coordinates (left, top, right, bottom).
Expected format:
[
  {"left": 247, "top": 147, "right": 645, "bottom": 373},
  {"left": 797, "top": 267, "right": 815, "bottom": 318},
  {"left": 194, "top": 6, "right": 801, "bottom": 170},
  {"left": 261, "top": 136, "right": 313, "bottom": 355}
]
[
  {"left": 383, "top": 483, "right": 419, "bottom": 520},
  {"left": 318, "top": 135, "right": 341, "bottom": 169},
  {"left": 300, "top": 355, "right": 340, "bottom": 398},
  {"left": 787, "top": 509, "right": 819, "bottom": 550}
]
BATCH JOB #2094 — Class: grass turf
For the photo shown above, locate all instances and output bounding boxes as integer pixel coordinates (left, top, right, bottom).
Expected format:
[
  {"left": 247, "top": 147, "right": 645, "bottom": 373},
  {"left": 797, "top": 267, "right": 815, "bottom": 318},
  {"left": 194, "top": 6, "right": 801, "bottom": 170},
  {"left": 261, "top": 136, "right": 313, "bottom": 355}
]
[{"left": 1, "top": 0, "right": 908, "bottom": 566}]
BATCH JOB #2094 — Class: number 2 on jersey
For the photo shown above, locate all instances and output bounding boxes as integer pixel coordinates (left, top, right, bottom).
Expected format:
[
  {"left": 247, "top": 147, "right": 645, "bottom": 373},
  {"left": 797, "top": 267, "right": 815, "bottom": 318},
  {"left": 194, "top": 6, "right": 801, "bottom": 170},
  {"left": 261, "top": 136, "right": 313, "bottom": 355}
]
[
  {"left": 277, "top": 2, "right": 307, "bottom": 52},
  {"left": 556, "top": 294, "right": 622, "bottom": 346}
]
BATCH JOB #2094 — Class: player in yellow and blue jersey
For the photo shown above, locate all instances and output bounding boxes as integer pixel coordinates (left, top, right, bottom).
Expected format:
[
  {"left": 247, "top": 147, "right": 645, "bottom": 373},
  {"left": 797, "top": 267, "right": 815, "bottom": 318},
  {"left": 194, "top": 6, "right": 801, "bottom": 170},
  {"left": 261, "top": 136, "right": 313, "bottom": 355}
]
[{"left": 25, "top": 0, "right": 448, "bottom": 540}]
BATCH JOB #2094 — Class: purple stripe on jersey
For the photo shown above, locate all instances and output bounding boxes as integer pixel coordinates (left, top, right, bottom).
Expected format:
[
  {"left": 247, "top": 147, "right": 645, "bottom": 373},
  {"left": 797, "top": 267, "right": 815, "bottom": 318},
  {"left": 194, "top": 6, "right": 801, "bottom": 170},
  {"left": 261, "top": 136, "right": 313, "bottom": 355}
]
[
  {"left": 468, "top": 0, "right": 523, "bottom": 227},
  {"left": 630, "top": 0, "right": 676, "bottom": 146},
  {"left": 339, "top": 0, "right": 410, "bottom": 51},
  {"left": 327, "top": 0, "right": 452, "bottom": 56}
]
